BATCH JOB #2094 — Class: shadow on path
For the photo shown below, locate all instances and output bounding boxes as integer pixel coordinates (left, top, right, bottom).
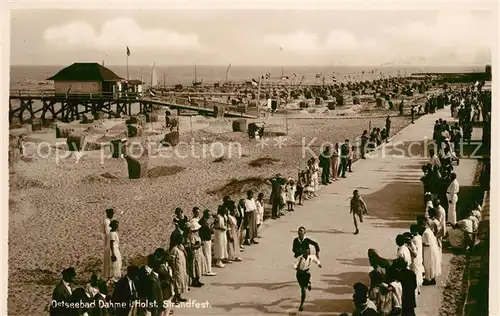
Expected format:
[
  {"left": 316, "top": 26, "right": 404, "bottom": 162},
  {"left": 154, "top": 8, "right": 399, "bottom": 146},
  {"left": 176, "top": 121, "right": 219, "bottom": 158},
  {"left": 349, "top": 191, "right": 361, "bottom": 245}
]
[
  {"left": 337, "top": 257, "right": 370, "bottom": 267},
  {"left": 289, "top": 229, "right": 350, "bottom": 235},
  {"left": 210, "top": 281, "right": 296, "bottom": 291}
]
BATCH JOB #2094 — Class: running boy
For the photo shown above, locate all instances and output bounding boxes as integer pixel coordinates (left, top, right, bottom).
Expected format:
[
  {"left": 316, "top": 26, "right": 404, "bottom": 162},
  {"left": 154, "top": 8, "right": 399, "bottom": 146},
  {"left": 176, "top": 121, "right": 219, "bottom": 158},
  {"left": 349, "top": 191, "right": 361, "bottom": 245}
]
[
  {"left": 350, "top": 189, "right": 368, "bottom": 235},
  {"left": 293, "top": 248, "right": 322, "bottom": 312}
]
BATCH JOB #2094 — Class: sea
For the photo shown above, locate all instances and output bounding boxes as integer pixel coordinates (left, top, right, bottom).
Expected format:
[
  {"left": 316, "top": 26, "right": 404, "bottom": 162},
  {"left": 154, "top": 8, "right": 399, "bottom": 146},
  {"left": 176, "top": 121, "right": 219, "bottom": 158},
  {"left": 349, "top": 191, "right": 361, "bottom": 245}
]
[{"left": 9, "top": 65, "right": 484, "bottom": 92}]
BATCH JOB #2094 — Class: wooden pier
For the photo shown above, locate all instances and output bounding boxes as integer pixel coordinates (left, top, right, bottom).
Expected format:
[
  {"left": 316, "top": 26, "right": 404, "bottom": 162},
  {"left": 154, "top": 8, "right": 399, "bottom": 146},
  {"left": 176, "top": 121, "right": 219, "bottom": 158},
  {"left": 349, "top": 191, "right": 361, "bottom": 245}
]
[{"left": 8, "top": 90, "right": 257, "bottom": 124}]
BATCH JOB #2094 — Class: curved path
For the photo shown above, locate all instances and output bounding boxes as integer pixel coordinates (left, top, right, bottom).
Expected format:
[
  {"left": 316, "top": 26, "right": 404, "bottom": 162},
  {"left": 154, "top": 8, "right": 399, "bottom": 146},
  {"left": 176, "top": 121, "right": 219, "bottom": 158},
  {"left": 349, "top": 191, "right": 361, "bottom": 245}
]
[{"left": 176, "top": 108, "right": 476, "bottom": 316}]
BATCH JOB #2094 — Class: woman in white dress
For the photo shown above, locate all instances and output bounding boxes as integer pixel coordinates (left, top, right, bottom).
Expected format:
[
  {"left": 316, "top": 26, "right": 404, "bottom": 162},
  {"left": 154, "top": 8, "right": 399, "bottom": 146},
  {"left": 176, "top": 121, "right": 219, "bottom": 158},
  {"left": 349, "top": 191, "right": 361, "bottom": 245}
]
[
  {"left": 331, "top": 143, "right": 341, "bottom": 181},
  {"left": 108, "top": 220, "right": 122, "bottom": 282},
  {"left": 213, "top": 206, "right": 229, "bottom": 268},
  {"left": 422, "top": 218, "right": 442, "bottom": 285},
  {"left": 310, "top": 158, "right": 320, "bottom": 196},
  {"left": 227, "top": 207, "right": 242, "bottom": 262},
  {"left": 255, "top": 193, "right": 265, "bottom": 237},
  {"left": 102, "top": 208, "right": 114, "bottom": 280},
  {"left": 286, "top": 179, "right": 297, "bottom": 212},
  {"left": 409, "top": 224, "right": 424, "bottom": 294}
]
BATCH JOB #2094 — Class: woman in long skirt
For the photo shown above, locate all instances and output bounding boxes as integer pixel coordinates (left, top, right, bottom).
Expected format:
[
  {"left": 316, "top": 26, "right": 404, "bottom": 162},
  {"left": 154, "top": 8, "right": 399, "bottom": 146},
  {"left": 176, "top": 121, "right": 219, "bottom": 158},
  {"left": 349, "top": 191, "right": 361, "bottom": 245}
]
[
  {"left": 310, "top": 158, "right": 320, "bottom": 195},
  {"left": 409, "top": 224, "right": 424, "bottom": 295},
  {"left": 187, "top": 222, "right": 204, "bottom": 287},
  {"left": 422, "top": 219, "right": 442, "bottom": 285},
  {"left": 227, "top": 207, "right": 242, "bottom": 262},
  {"left": 213, "top": 205, "right": 229, "bottom": 268},
  {"left": 171, "top": 235, "right": 189, "bottom": 303},
  {"left": 331, "top": 143, "right": 340, "bottom": 181},
  {"left": 108, "top": 220, "right": 122, "bottom": 282},
  {"left": 255, "top": 193, "right": 265, "bottom": 237},
  {"left": 286, "top": 179, "right": 296, "bottom": 212},
  {"left": 102, "top": 208, "right": 114, "bottom": 281}
]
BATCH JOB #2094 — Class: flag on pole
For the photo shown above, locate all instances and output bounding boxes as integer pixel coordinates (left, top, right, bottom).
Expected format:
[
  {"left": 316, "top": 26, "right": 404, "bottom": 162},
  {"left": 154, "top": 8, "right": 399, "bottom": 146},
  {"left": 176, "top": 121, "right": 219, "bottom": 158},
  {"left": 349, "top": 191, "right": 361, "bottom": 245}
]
[
  {"left": 127, "top": 46, "right": 131, "bottom": 56},
  {"left": 252, "top": 78, "right": 259, "bottom": 86}
]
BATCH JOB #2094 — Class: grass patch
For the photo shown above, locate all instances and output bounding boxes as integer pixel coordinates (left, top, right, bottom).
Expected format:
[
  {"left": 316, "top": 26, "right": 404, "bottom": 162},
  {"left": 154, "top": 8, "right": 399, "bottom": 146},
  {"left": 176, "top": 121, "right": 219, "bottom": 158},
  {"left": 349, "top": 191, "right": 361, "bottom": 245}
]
[
  {"left": 207, "top": 176, "right": 269, "bottom": 196},
  {"left": 148, "top": 166, "right": 186, "bottom": 178},
  {"left": 248, "top": 157, "right": 280, "bottom": 167}
]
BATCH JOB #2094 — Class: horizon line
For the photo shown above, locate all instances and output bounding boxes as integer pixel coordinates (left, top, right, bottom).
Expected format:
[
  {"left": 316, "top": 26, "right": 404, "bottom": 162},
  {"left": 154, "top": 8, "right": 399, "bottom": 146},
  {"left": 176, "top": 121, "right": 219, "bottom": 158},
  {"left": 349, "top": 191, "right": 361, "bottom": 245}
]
[{"left": 10, "top": 63, "right": 489, "bottom": 68}]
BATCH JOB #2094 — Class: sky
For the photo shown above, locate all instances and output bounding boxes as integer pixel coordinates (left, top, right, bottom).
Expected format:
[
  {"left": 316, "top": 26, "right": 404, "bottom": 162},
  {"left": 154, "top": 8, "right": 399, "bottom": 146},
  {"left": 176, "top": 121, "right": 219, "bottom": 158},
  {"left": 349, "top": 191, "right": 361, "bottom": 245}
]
[{"left": 9, "top": 8, "right": 497, "bottom": 66}]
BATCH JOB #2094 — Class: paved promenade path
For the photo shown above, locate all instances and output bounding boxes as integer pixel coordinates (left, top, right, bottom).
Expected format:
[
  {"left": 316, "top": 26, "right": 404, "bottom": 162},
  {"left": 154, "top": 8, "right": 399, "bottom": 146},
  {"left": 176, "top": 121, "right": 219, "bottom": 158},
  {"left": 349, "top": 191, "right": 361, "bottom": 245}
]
[{"left": 178, "top": 108, "right": 477, "bottom": 316}]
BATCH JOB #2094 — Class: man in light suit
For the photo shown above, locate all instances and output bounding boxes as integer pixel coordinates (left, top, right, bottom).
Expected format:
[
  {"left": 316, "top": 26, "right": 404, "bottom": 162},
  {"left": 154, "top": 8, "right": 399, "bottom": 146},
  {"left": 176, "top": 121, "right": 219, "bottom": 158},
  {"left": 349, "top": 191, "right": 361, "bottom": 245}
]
[{"left": 50, "top": 267, "right": 76, "bottom": 316}]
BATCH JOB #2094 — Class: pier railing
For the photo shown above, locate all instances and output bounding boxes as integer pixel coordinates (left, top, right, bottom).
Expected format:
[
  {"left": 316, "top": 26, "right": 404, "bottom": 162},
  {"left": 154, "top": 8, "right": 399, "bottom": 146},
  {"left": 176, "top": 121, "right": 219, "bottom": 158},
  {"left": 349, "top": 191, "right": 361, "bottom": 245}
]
[{"left": 9, "top": 89, "right": 146, "bottom": 100}]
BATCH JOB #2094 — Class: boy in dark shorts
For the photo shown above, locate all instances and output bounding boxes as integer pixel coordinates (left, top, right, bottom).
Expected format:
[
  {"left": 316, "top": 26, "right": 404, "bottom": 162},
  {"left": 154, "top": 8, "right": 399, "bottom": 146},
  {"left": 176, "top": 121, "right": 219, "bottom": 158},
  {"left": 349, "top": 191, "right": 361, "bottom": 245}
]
[{"left": 350, "top": 190, "right": 368, "bottom": 235}]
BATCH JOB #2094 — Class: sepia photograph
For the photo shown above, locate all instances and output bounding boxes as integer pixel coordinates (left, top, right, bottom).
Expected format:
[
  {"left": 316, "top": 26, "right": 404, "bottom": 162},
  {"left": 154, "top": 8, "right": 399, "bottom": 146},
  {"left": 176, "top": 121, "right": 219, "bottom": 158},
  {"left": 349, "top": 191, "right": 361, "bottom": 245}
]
[{"left": 3, "top": 2, "right": 498, "bottom": 316}]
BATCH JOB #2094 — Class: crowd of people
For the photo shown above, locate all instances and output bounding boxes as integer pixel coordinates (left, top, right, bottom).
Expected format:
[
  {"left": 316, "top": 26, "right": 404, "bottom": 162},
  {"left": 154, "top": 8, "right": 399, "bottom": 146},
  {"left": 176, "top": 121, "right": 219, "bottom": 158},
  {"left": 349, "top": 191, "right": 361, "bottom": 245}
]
[
  {"left": 346, "top": 83, "right": 489, "bottom": 316},
  {"left": 48, "top": 82, "right": 489, "bottom": 316}
]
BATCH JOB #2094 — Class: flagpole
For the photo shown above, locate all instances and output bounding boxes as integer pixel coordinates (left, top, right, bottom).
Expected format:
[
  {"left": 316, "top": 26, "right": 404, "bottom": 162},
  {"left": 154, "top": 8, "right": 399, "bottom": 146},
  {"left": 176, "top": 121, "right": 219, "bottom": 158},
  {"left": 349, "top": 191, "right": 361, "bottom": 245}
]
[
  {"left": 126, "top": 48, "right": 129, "bottom": 80},
  {"left": 257, "top": 76, "right": 262, "bottom": 117}
]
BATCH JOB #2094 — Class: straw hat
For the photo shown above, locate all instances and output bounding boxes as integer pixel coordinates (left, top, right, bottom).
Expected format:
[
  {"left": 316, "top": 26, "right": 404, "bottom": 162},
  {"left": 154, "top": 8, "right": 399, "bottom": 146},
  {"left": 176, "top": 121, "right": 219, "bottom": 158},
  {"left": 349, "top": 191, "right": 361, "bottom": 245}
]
[{"left": 189, "top": 221, "right": 201, "bottom": 231}]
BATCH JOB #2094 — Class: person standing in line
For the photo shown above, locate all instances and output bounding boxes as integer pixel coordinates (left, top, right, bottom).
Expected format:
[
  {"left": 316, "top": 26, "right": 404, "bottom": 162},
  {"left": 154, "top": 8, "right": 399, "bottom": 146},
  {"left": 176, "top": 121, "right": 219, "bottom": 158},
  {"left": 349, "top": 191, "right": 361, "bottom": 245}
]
[
  {"left": 198, "top": 210, "right": 217, "bottom": 276},
  {"left": 286, "top": 179, "right": 297, "bottom": 212},
  {"left": 102, "top": 208, "right": 114, "bottom": 282},
  {"left": 331, "top": 143, "right": 341, "bottom": 181},
  {"left": 339, "top": 139, "right": 350, "bottom": 178},
  {"left": 190, "top": 207, "right": 201, "bottom": 224},
  {"left": 173, "top": 208, "right": 189, "bottom": 235},
  {"left": 292, "top": 226, "right": 320, "bottom": 258},
  {"left": 269, "top": 174, "right": 283, "bottom": 219},
  {"left": 347, "top": 145, "right": 355, "bottom": 172},
  {"left": 243, "top": 190, "right": 259, "bottom": 245},
  {"left": 170, "top": 235, "right": 189, "bottom": 304},
  {"left": 446, "top": 173, "right": 460, "bottom": 225},
  {"left": 319, "top": 146, "right": 332, "bottom": 185},
  {"left": 255, "top": 193, "right": 265, "bottom": 237},
  {"left": 386, "top": 115, "right": 392, "bottom": 137},
  {"left": 395, "top": 235, "right": 412, "bottom": 269},
  {"left": 350, "top": 190, "right": 368, "bottom": 235},
  {"left": 360, "top": 131, "right": 369, "bottom": 159},
  {"left": 227, "top": 207, "right": 243, "bottom": 262},
  {"left": 422, "top": 219, "right": 442, "bottom": 286},
  {"left": 186, "top": 222, "right": 205, "bottom": 287},
  {"left": 409, "top": 225, "right": 424, "bottom": 295},
  {"left": 111, "top": 266, "right": 139, "bottom": 316},
  {"left": 393, "top": 258, "right": 417, "bottom": 316},
  {"left": 293, "top": 248, "right": 322, "bottom": 312},
  {"left": 295, "top": 171, "right": 305, "bottom": 205},
  {"left": 310, "top": 158, "right": 320, "bottom": 197},
  {"left": 433, "top": 199, "right": 447, "bottom": 248},
  {"left": 154, "top": 248, "right": 175, "bottom": 316},
  {"left": 50, "top": 267, "right": 76, "bottom": 316},
  {"left": 109, "top": 220, "right": 122, "bottom": 282},
  {"left": 213, "top": 205, "right": 229, "bottom": 268}
]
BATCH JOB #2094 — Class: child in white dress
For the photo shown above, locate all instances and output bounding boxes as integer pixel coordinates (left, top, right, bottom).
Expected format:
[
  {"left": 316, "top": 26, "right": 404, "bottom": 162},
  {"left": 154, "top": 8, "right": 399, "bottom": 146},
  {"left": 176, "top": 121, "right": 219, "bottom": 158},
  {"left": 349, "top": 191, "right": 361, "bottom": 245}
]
[
  {"left": 255, "top": 193, "right": 265, "bottom": 237},
  {"left": 286, "top": 179, "right": 297, "bottom": 212}
]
